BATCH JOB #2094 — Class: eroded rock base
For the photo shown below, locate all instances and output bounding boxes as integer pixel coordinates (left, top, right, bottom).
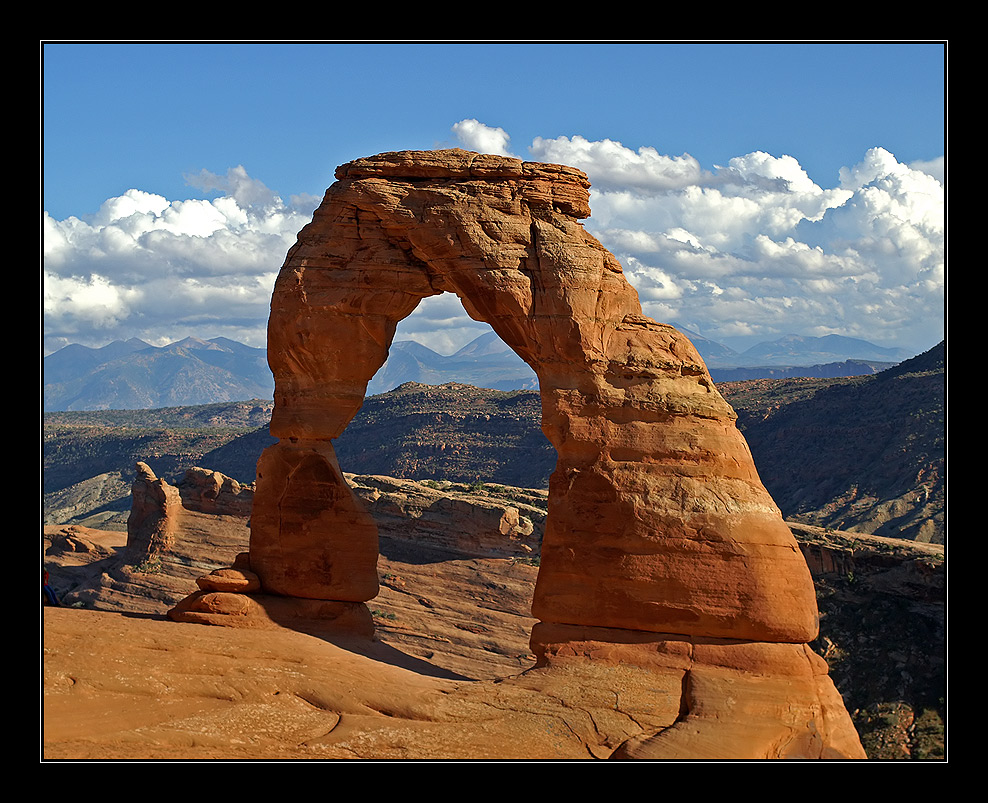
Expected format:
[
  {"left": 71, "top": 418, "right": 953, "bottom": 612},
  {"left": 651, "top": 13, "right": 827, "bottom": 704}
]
[
  {"left": 168, "top": 554, "right": 374, "bottom": 637},
  {"left": 168, "top": 591, "right": 375, "bottom": 637},
  {"left": 531, "top": 622, "right": 867, "bottom": 760}
]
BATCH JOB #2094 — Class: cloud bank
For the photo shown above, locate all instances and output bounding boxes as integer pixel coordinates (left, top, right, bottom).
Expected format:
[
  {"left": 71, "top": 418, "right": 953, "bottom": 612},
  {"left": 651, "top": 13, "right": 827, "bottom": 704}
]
[
  {"left": 455, "top": 121, "right": 944, "bottom": 353},
  {"left": 43, "top": 167, "right": 319, "bottom": 353},
  {"left": 43, "top": 124, "right": 945, "bottom": 358}
]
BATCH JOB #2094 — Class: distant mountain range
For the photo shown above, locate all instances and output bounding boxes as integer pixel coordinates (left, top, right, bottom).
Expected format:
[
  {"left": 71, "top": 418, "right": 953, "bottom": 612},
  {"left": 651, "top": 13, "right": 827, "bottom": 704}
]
[
  {"left": 43, "top": 337, "right": 273, "bottom": 412},
  {"left": 676, "top": 328, "right": 911, "bottom": 368},
  {"left": 43, "top": 329, "right": 919, "bottom": 411},
  {"left": 365, "top": 332, "right": 538, "bottom": 396}
]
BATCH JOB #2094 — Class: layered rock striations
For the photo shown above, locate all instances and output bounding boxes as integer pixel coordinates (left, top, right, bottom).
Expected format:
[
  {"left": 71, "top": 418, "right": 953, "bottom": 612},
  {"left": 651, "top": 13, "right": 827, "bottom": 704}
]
[
  {"left": 346, "top": 473, "right": 546, "bottom": 559},
  {"left": 237, "top": 149, "right": 864, "bottom": 758}
]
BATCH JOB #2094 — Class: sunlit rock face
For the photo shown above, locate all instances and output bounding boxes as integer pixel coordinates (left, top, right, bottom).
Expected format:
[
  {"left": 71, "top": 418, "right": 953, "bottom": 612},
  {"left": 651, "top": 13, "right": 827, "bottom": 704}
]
[
  {"left": 253, "top": 148, "right": 820, "bottom": 642},
  {"left": 218, "top": 148, "right": 868, "bottom": 757}
]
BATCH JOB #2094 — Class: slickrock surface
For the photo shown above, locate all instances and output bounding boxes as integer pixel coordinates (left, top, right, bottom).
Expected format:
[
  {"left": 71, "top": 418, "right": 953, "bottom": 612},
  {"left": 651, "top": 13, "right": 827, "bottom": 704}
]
[
  {"left": 42, "top": 605, "right": 682, "bottom": 761},
  {"left": 44, "top": 604, "right": 860, "bottom": 761},
  {"left": 44, "top": 466, "right": 944, "bottom": 759}
]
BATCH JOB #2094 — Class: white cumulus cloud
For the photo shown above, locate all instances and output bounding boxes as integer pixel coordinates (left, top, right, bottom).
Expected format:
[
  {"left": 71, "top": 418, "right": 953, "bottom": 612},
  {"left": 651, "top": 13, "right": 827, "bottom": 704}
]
[
  {"left": 530, "top": 134, "right": 708, "bottom": 192},
  {"left": 43, "top": 167, "right": 317, "bottom": 353},
  {"left": 452, "top": 119, "right": 516, "bottom": 157},
  {"left": 516, "top": 131, "right": 944, "bottom": 353},
  {"left": 43, "top": 132, "right": 945, "bottom": 360}
]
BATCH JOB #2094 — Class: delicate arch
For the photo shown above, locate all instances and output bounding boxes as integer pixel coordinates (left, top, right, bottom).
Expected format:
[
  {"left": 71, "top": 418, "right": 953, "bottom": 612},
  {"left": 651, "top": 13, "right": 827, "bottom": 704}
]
[{"left": 251, "top": 150, "right": 820, "bottom": 644}]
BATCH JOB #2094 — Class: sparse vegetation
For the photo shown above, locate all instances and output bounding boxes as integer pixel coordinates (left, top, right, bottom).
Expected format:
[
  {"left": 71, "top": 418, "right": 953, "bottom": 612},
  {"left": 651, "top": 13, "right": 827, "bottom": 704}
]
[
  {"left": 720, "top": 341, "right": 944, "bottom": 543},
  {"left": 133, "top": 555, "right": 163, "bottom": 575}
]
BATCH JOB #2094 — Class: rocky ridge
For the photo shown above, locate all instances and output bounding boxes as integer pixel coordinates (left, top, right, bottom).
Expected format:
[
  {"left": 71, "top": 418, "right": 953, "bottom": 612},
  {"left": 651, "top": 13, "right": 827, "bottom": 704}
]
[
  {"left": 724, "top": 340, "right": 945, "bottom": 543},
  {"left": 43, "top": 344, "right": 944, "bottom": 545}
]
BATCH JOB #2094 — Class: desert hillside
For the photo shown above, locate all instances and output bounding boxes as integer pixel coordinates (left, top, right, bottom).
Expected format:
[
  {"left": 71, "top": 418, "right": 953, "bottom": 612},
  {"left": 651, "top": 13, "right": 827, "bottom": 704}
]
[
  {"left": 722, "top": 341, "right": 945, "bottom": 542},
  {"left": 44, "top": 342, "right": 945, "bottom": 545}
]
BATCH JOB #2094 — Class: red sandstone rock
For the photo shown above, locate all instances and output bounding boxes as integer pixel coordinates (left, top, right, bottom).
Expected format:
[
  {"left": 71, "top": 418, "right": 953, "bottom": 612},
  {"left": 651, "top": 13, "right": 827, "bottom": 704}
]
[
  {"left": 238, "top": 149, "right": 863, "bottom": 759},
  {"left": 346, "top": 474, "right": 543, "bottom": 558},
  {"left": 255, "top": 149, "right": 817, "bottom": 642},
  {"left": 178, "top": 467, "right": 253, "bottom": 517},
  {"left": 127, "top": 462, "right": 181, "bottom": 559},
  {"left": 252, "top": 440, "right": 379, "bottom": 601},
  {"left": 531, "top": 622, "right": 865, "bottom": 759},
  {"left": 167, "top": 590, "right": 374, "bottom": 635},
  {"left": 196, "top": 567, "right": 261, "bottom": 593}
]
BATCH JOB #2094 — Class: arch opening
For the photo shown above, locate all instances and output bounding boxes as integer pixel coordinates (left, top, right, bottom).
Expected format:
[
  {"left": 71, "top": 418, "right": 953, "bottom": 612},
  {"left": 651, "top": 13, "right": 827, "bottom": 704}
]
[
  {"left": 363, "top": 294, "right": 539, "bottom": 398},
  {"left": 339, "top": 325, "right": 555, "bottom": 490}
]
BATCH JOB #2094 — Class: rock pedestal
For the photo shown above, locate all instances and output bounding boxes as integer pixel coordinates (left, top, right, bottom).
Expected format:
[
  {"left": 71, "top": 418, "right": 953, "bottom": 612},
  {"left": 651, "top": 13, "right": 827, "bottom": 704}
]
[
  {"left": 241, "top": 149, "right": 863, "bottom": 758},
  {"left": 127, "top": 461, "right": 181, "bottom": 560}
]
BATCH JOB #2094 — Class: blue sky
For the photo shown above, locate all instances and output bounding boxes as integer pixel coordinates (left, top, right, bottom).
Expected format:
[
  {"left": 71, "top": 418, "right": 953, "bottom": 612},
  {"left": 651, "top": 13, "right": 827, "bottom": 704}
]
[{"left": 43, "top": 41, "right": 946, "bottom": 357}]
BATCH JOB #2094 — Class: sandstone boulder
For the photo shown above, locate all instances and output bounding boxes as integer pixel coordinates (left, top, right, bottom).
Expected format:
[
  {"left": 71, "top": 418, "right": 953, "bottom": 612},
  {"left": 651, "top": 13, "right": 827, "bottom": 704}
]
[
  {"left": 196, "top": 567, "right": 261, "bottom": 593},
  {"left": 177, "top": 467, "right": 254, "bottom": 517}
]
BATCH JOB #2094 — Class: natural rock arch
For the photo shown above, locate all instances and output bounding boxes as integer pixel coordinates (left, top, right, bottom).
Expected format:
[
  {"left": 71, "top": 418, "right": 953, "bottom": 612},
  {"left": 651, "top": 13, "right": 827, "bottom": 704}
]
[{"left": 250, "top": 149, "right": 819, "bottom": 645}]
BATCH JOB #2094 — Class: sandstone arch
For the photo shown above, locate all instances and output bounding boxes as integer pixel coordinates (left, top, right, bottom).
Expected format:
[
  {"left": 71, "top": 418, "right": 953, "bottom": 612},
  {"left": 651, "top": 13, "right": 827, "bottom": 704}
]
[{"left": 250, "top": 149, "right": 820, "bottom": 645}]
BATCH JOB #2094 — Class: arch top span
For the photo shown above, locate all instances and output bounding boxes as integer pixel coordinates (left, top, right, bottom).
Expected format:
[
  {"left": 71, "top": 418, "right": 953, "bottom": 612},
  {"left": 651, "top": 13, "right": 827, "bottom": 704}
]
[
  {"left": 333, "top": 148, "right": 594, "bottom": 220},
  {"left": 252, "top": 149, "right": 820, "bottom": 645}
]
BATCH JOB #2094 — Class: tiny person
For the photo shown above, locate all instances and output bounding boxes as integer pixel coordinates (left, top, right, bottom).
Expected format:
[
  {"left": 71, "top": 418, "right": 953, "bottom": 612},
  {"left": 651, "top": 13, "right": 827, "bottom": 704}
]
[{"left": 43, "top": 568, "right": 61, "bottom": 607}]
